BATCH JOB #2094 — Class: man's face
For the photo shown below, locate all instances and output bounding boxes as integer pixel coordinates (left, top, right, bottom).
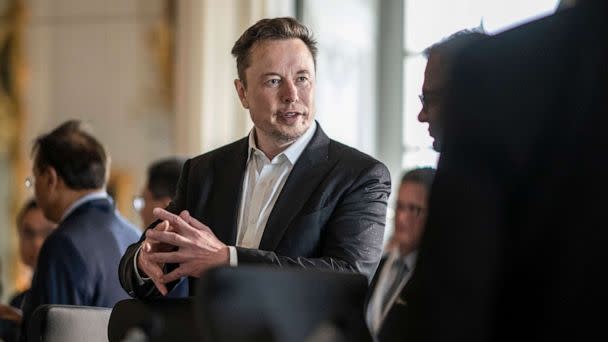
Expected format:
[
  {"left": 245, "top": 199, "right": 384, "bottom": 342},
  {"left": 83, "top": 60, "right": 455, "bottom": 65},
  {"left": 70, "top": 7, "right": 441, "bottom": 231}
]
[
  {"left": 19, "top": 207, "right": 56, "bottom": 268},
  {"left": 393, "top": 181, "right": 429, "bottom": 254},
  {"left": 33, "top": 166, "right": 60, "bottom": 223},
  {"left": 418, "top": 52, "right": 446, "bottom": 151},
  {"left": 139, "top": 187, "right": 171, "bottom": 228},
  {"left": 235, "top": 38, "right": 316, "bottom": 147}
]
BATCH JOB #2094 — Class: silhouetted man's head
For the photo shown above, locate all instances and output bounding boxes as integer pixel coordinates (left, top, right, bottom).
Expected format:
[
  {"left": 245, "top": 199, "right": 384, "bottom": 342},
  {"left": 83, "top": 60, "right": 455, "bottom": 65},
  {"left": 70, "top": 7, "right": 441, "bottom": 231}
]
[{"left": 418, "top": 29, "right": 489, "bottom": 151}]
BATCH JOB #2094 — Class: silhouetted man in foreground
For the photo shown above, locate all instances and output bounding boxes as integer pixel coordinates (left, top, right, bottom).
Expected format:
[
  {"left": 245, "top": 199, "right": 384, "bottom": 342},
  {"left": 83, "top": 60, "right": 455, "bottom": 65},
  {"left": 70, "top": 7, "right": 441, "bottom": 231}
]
[{"left": 408, "top": 1, "right": 608, "bottom": 341}]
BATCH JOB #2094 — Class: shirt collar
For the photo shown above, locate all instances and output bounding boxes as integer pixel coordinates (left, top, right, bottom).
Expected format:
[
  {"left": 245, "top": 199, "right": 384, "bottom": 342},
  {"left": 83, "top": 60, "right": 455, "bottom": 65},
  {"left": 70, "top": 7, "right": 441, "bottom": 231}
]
[
  {"left": 247, "top": 120, "right": 317, "bottom": 165},
  {"left": 60, "top": 190, "right": 109, "bottom": 222},
  {"left": 386, "top": 247, "right": 418, "bottom": 271},
  {"left": 404, "top": 250, "right": 418, "bottom": 271}
]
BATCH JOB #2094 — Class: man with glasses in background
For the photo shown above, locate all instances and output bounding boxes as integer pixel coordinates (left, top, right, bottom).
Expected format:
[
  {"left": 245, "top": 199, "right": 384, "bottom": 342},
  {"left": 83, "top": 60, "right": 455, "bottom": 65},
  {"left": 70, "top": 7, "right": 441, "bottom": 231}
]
[
  {"left": 366, "top": 167, "right": 435, "bottom": 342},
  {"left": 132, "top": 157, "right": 188, "bottom": 297},
  {"left": 133, "top": 157, "right": 186, "bottom": 228}
]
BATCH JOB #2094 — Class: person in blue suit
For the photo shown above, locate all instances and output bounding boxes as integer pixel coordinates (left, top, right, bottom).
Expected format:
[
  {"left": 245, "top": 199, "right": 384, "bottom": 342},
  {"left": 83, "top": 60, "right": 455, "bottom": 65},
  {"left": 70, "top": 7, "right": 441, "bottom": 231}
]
[{"left": 19, "top": 120, "right": 141, "bottom": 340}]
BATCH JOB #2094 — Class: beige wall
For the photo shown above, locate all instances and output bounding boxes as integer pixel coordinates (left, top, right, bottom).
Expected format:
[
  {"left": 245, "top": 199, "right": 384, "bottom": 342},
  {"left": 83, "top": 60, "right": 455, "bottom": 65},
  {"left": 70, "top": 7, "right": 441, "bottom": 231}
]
[{"left": 25, "top": 0, "right": 175, "bottom": 222}]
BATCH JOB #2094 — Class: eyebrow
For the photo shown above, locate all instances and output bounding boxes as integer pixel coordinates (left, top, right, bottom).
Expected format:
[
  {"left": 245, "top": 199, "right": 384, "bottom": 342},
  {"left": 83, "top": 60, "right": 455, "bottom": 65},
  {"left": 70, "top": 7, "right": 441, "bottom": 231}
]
[{"left": 261, "top": 70, "right": 311, "bottom": 78}]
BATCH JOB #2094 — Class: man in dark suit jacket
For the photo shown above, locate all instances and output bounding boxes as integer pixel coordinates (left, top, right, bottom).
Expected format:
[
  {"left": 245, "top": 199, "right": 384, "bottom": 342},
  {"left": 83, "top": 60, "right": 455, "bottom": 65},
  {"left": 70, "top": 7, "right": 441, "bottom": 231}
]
[
  {"left": 20, "top": 120, "right": 141, "bottom": 340},
  {"left": 366, "top": 168, "right": 435, "bottom": 342},
  {"left": 407, "top": 1, "right": 608, "bottom": 341},
  {"left": 119, "top": 17, "right": 391, "bottom": 298}
]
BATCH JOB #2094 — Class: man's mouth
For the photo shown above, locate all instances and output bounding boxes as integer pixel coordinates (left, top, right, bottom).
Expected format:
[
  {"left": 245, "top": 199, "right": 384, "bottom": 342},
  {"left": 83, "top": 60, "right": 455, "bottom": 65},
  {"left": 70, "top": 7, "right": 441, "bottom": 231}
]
[
  {"left": 276, "top": 111, "right": 305, "bottom": 125},
  {"left": 278, "top": 111, "right": 302, "bottom": 118}
]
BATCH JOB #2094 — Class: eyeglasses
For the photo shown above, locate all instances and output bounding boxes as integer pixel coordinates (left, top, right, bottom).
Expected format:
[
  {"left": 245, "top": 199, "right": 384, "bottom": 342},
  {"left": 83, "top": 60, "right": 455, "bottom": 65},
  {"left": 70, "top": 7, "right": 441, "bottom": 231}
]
[
  {"left": 25, "top": 177, "right": 34, "bottom": 189},
  {"left": 132, "top": 196, "right": 145, "bottom": 212},
  {"left": 396, "top": 203, "right": 426, "bottom": 218},
  {"left": 418, "top": 94, "right": 427, "bottom": 112},
  {"left": 418, "top": 91, "right": 442, "bottom": 112}
]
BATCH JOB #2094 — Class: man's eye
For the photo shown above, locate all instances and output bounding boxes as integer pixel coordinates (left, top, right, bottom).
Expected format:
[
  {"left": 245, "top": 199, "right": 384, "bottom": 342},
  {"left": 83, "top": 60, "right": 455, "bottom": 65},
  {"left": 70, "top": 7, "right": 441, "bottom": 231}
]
[
  {"left": 296, "top": 76, "right": 308, "bottom": 83},
  {"left": 265, "top": 79, "right": 280, "bottom": 86}
]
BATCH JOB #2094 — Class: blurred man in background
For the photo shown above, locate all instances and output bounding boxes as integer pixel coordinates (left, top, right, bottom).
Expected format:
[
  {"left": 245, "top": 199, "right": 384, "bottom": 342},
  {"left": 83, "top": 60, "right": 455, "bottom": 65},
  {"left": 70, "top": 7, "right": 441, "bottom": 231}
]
[
  {"left": 0, "top": 200, "right": 56, "bottom": 342},
  {"left": 134, "top": 157, "right": 186, "bottom": 228},
  {"left": 366, "top": 168, "right": 435, "bottom": 342},
  {"left": 20, "top": 120, "right": 140, "bottom": 340},
  {"left": 133, "top": 157, "right": 189, "bottom": 297}
]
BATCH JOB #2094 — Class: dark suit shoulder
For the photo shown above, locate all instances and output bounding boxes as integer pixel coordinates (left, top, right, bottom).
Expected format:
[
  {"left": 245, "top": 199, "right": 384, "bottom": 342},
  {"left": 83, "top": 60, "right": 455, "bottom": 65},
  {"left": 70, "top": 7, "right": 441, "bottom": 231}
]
[
  {"left": 328, "top": 139, "right": 388, "bottom": 170},
  {"left": 40, "top": 228, "right": 79, "bottom": 256},
  {"left": 188, "top": 137, "right": 248, "bottom": 168}
]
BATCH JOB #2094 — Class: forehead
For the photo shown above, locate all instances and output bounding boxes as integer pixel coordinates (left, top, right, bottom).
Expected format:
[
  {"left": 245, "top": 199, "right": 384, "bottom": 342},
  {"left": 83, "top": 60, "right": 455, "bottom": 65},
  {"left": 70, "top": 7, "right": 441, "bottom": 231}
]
[
  {"left": 398, "top": 181, "right": 427, "bottom": 203},
  {"left": 423, "top": 52, "right": 447, "bottom": 90},
  {"left": 247, "top": 38, "right": 315, "bottom": 74}
]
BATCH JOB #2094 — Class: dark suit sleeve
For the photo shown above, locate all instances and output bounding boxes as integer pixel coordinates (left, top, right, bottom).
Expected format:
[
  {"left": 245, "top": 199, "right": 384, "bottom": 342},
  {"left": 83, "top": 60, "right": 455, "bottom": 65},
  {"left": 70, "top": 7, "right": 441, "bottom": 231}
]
[
  {"left": 236, "top": 162, "right": 390, "bottom": 282},
  {"left": 118, "top": 159, "right": 191, "bottom": 299},
  {"left": 21, "top": 234, "right": 91, "bottom": 340}
]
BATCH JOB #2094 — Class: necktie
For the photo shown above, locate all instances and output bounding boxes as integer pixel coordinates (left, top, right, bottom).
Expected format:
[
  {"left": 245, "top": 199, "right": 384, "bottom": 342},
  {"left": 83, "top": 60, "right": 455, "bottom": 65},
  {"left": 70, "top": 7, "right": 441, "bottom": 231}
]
[{"left": 380, "top": 257, "right": 409, "bottom": 315}]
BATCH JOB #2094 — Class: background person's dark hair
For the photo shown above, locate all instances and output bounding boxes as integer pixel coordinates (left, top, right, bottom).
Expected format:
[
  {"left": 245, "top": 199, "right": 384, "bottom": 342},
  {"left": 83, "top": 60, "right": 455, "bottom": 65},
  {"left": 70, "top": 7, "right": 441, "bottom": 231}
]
[
  {"left": 147, "top": 157, "right": 186, "bottom": 199},
  {"left": 231, "top": 17, "right": 318, "bottom": 86},
  {"left": 31, "top": 120, "right": 108, "bottom": 190},
  {"left": 401, "top": 167, "right": 436, "bottom": 193},
  {"left": 16, "top": 198, "right": 38, "bottom": 228},
  {"left": 424, "top": 28, "right": 489, "bottom": 64}
]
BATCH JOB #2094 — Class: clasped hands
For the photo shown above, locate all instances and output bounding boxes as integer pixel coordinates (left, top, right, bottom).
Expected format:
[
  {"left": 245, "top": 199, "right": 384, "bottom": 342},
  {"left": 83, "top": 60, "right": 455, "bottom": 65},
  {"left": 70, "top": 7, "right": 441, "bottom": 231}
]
[{"left": 137, "top": 208, "right": 229, "bottom": 296}]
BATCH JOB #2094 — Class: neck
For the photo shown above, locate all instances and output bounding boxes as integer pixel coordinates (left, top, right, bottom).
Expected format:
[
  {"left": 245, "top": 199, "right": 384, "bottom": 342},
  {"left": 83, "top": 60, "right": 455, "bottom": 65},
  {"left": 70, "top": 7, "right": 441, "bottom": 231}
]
[
  {"left": 54, "top": 188, "right": 103, "bottom": 221},
  {"left": 254, "top": 129, "right": 295, "bottom": 160}
]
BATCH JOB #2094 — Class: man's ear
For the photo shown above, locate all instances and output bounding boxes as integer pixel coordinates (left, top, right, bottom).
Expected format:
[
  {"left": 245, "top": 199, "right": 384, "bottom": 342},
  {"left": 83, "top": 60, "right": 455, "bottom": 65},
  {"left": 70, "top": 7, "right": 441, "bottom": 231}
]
[
  {"left": 234, "top": 79, "right": 249, "bottom": 109},
  {"left": 46, "top": 167, "right": 61, "bottom": 190}
]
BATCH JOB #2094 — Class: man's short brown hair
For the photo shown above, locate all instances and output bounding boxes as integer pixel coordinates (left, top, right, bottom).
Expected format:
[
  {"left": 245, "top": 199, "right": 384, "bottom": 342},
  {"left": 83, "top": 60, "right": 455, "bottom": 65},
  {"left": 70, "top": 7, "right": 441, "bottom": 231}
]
[
  {"left": 32, "top": 120, "right": 108, "bottom": 190},
  {"left": 231, "top": 17, "right": 318, "bottom": 87}
]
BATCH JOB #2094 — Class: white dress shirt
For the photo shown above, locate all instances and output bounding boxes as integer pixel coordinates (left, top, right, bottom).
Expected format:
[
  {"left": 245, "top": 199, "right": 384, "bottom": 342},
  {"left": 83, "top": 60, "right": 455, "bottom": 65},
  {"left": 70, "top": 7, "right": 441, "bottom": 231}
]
[{"left": 229, "top": 121, "right": 317, "bottom": 264}]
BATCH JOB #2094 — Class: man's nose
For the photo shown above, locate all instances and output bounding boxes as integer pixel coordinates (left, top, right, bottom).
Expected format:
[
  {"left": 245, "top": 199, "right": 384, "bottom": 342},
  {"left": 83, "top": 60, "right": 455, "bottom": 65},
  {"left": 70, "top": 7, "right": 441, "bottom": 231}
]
[
  {"left": 418, "top": 108, "right": 428, "bottom": 123},
  {"left": 281, "top": 80, "right": 299, "bottom": 104}
]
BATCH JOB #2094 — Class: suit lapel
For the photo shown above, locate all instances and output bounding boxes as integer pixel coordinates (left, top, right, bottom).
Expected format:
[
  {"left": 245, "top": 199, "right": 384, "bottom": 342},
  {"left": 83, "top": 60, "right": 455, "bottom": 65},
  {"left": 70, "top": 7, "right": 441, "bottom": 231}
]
[
  {"left": 259, "top": 126, "right": 332, "bottom": 251},
  {"left": 207, "top": 138, "right": 248, "bottom": 245}
]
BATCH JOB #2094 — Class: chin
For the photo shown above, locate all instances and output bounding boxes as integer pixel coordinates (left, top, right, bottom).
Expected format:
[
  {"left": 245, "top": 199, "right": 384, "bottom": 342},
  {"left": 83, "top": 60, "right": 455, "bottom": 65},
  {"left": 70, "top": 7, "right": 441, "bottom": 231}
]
[
  {"left": 432, "top": 139, "right": 442, "bottom": 152},
  {"left": 271, "top": 128, "right": 305, "bottom": 143}
]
